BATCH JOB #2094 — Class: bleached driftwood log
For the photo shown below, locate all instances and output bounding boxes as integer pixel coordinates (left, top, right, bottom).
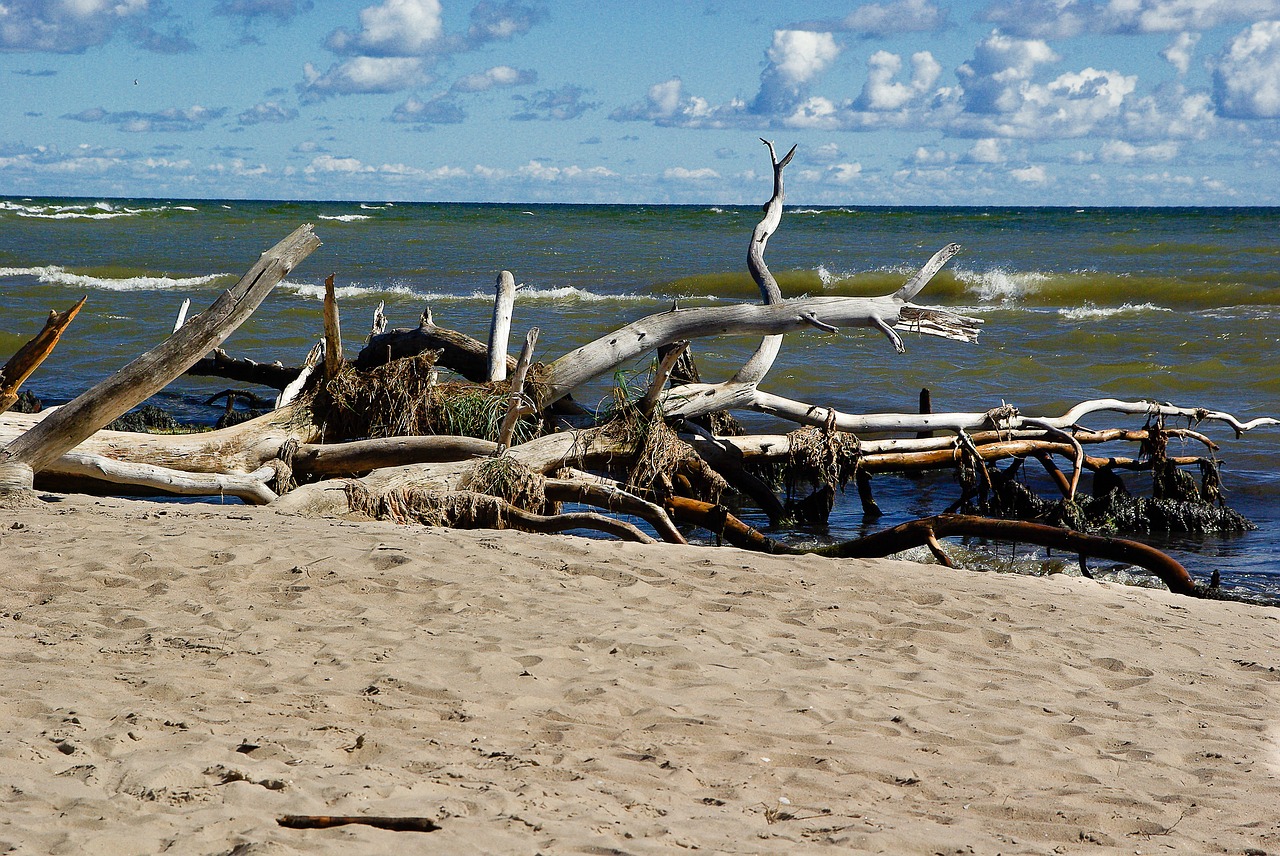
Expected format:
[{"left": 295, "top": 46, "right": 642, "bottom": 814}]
[
  {"left": 487, "top": 271, "right": 517, "bottom": 382},
  {"left": 0, "top": 296, "right": 85, "bottom": 415}
]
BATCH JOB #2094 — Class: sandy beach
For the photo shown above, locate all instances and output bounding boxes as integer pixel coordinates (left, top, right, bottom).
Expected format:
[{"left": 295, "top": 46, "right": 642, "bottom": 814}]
[{"left": 1, "top": 493, "right": 1277, "bottom": 855}]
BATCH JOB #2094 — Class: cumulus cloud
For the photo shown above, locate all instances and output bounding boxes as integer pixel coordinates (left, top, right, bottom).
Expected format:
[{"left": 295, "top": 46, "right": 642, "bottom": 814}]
[
  {"left": 237, "top": 100, "right": 299, "bottom": 125},
  {"left": 511, "top": 84, "right": 598, "bottom": 121},
  {"left": 1010, "top": 164, "right": 1047, "bottom": 183},
  {"left": 0, "top": 0, "right": 157, "bottom": 53},
  {"left": 452, "top": 65, "right": 536, "bottom": 93},
  {"left": 1162, "top": 32, "right": 1200, "bottom": 73},
  {"left": 327, "top": 0, "right": 443, "bottom": 56},
  {"left": 957, "top": 32, "right": 1060, "bottom": 115},
  {"left": 751, "top": 30, "right": 841, "bottom": 114},
  {"left": 853, "top": 50, "right": 940, "bottom": 111},
  {"left": 826, "top": 162, "right": 863, "bottom": 183},
  {"left": 979, "top": 0, "right": 1093, "bottom": 38},
  {"left": 63, "top": 104, "right": 226, "bottom": 132},
  {"left": 1212, "top": 20, "right": 1280, "bottom": 118},
  {"left": 301, "top": 56, "right": 429, "bottom": 100}
]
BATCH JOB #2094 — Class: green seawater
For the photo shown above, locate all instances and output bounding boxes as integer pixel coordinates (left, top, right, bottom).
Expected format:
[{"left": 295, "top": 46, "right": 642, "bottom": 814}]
[{"left": 3, "top": 198, "right": 1279, "bottom": 599}]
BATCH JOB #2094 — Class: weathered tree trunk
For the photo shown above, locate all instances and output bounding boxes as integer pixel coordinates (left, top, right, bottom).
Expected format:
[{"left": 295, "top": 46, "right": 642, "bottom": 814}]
[{"left": 487, "top": 271, "right": 516, "bottom": 382}]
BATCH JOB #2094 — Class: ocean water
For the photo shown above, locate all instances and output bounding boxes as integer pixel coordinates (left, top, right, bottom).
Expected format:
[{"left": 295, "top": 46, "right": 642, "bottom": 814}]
[{"left": 2, "top": 198, "right": 1279, "bottom": 601}]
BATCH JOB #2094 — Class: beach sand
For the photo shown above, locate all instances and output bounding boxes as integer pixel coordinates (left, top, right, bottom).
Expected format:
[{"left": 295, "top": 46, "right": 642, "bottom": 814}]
[{"left": 1, "top": 493, "right": 1277, "bottom": 855}]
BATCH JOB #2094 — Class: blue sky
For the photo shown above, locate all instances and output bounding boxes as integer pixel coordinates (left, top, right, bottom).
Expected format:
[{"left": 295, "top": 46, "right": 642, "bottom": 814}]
[{"left": 2, "top": 0, "right": 1279, "bottom": 204}]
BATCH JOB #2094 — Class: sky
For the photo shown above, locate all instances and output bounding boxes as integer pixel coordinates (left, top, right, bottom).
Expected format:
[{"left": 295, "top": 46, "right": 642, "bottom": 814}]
[{"left": 2, "top": 0, "right": 1280, "bottom": 205}]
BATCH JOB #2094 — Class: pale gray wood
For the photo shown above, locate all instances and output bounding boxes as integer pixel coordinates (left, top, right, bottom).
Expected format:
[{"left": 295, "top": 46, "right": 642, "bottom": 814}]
[{"left": 487, "top": 270, "right": 517, "bottom": 382}]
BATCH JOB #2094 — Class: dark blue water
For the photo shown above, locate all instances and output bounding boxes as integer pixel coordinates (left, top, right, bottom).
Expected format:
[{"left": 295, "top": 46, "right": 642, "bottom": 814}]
[{"left": 3, "top": 198, "right": 1278, "bottom": 601}]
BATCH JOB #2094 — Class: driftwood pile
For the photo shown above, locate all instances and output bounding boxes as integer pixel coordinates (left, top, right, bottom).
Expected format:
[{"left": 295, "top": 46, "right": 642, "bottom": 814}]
[{"left": 3, "top": 141, "right": 1276, "bottom": 600}]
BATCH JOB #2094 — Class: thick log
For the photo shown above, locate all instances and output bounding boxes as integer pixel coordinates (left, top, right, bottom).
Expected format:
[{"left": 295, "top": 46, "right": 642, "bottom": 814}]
[
  {"left": 187, "top": 348, "right": 300, "bottom": 390},
  {"left": 818, "top": 513, "right": 1198, "bottom": 596},
  {"left": 292, "top": 435, "right": 498, "bottom": 476},
  {"left": 52, "top": 453, "right": 277, "bottom": 504},
  {"left": 0, "top": 296, "right": 86, "bottom": 415},
  {"left": 0, "top": 224, "right": 320, "bottom": 487},
  {"left": 356, "top": 308, "right": 516, "bottom": 379}
]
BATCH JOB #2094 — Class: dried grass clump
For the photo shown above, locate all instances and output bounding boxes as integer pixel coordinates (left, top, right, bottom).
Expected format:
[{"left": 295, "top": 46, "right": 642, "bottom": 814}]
[
  {"left": 321, "top": 353, "right": 540, "bottom": 444},
  {"left": 462, "top": 455, "right": 547, "bottom": 512},
  {"left": 346, "top": 482, "right": 510, "bottom": 529},
  {"left": 596, "top": 384, "right": 727, "bottom": 501},
  {"left": 784, "top": 424, "right": 861, "bottom": 498}
]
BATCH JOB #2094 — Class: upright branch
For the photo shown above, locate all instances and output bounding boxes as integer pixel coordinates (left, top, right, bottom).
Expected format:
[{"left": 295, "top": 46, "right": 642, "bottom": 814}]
[
  {"left": 323, "top": 273, "right": 343, "bottom": 380},
  {"left": 733, "top": 138, "right": 794, "bottom": 386},
  {"left": 487, "top": 271, "right": 517, "bottom": 382}
]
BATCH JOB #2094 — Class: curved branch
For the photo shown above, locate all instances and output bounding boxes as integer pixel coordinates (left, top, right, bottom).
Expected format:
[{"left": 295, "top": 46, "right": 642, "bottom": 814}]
[{"left": 816, "top": 513, "right": 1199, "bottom": 596}]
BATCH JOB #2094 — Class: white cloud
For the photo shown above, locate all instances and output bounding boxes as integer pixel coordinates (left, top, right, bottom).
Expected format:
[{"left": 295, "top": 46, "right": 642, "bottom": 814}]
[
  {"left": 1213, "top": 20, "right": 1280, "bottom": 119},
  {"left": 768, "top": 30, "right": 840, "bottom": 86},
  {"left": 390, "top": 93, "right": 465, "bottom": 124},
  {"left": 452, "top": 65, "right": 535, "bottom": 93},
  {"left": 305, "top": 154, "right": 373, "bottom": 174},
  {"left": 982, "top": 0, "right": 1280, "bottom": 37},
  {"left": 611, "top": 78, "right": 746, "bottom": 128},
  {"left": 964, "top": 138, "right": 1005, "bottom": 163},
  {"left": 0, "top": 0, "right": 153, "bottom": 53},
  {"left": 957, "top": 32, "right": 1060, "bottom": 114},
  {"left": 301, "top": 56, "right": 428, "bottom": 99},
  {"left": 827, "top": 162, "right": 863, "bottom": 183},
  {"left": 1104, "top": 0, "right": 1280, "bottom": 34},
  {"left": 1010, "top": 164, "right": 1047, "bottom": 183},
  {"left": 836, "top": 0, "right": 944, "bottom": 35},
  {"left": 63, "top": 104, "right": 226, "bottom": 132},
  {"left": 237, "top": 100, "right": 298, "bottom": 125},
  {"left": 752, "top": 30, "right": 841, "bottom": 114},
  {"left": 1161, "top": 32, "right": 1200, "bottom": 73},
  {"left": 664, "top": 167, "right": 720, "bottom": 181},
  {"left": 1098, "top": 139, "right": 1180, "bottom": 162},
  {"left": 327, "top": 0, "right": 443, "bottom": 56},
  {"left": 854, "top": 50, "right": 940, "bottom": 111}
]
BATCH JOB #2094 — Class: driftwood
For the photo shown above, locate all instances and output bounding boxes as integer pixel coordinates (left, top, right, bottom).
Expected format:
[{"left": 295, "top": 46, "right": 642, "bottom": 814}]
[
  {"left": 278, "top": 815, "right": 440, "bottom": 833},
  {"left": 819, "top": 513, "right": 1197, "bottom": 596},
  {"left": 0, "top": 296, "right": 85, "bottom": 415},
  {"left": 3, "top": 142, "right": 1276, "bottom": 601}
]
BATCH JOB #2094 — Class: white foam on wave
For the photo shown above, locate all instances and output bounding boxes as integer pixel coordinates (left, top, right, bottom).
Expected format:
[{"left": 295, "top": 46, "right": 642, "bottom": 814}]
[
  {"left": 957, "top": 267, "right": 1050, "bottom": 303},
  {"left": 1058, "top": 302, "right": 1170, "bottom": 321},
  {"left": 470, "top": 284, "right": 658, "bottom": 303},
  {"left": 284, "top": 281, "right": 431, "bottom": 301},
  {"left": 318, "top": 213, "right": 372, "bottom": 222},
  {"left": 0, "top": 265, "right": 226, "bottom": 291},
  {"left": 0, "top": 199, "right": 194, "bottom": 220}
]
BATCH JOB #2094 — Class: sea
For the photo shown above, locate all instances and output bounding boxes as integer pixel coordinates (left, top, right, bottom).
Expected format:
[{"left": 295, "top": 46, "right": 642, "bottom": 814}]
[{"left": 2, "top": 198, "right": 1279, "bottom": 603}]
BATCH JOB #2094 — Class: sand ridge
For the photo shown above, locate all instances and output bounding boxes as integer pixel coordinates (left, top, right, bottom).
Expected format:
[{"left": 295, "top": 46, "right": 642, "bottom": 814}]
[{"left": 1, "top": 493, "right": 1277, "bottom": 854}]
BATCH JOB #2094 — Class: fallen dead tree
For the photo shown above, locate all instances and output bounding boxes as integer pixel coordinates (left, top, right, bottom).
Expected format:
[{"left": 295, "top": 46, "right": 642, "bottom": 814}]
[{"left": 2, "top": 142, "right": 1276, "bottom": 600}]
